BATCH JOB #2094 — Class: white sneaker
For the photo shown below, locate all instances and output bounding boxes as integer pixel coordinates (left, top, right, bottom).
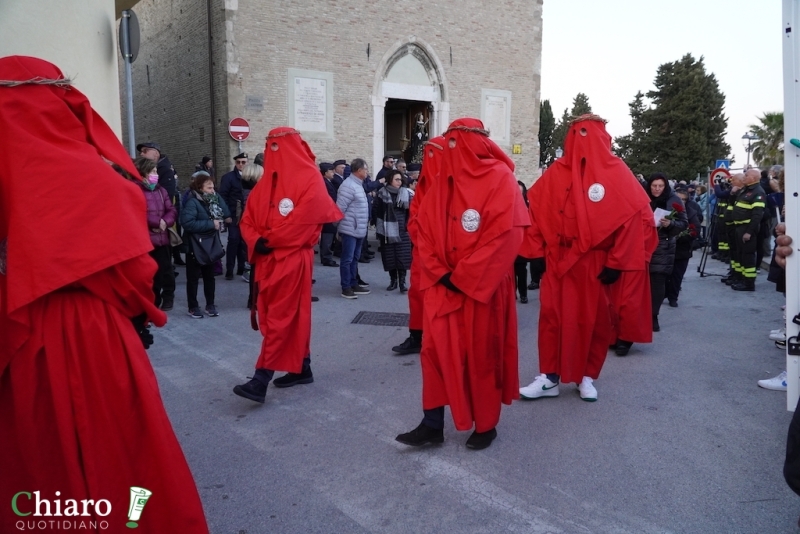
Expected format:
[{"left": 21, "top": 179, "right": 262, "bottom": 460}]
[
  {"left": 519, "top": 374, "right": 559, "bottom": 400},
  {"left": 771, "top": 327, "right": 785, "bottom": 335},
  {"left": 758, "top": 371, "right": 788, "bottom": 391},
  {"left": 769, "top": 328, "right": 786, "bottom": 341},
  {"left": 578, "top": 376, "right": 598, "bottom": 402}
]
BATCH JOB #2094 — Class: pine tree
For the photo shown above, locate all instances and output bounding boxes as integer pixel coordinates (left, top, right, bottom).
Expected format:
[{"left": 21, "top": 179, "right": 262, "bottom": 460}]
[
  {"left": 552, "top": 93, "right": 593, "bottom": 153},
  {"left": 570, "top": 93, "right": 592, "bottom": 117},
  {"left": 614, "top": 54, "right": 730, "bottom": 179},
  {"left": 538, "top": 100, "right": 556, "bottom": 167}
]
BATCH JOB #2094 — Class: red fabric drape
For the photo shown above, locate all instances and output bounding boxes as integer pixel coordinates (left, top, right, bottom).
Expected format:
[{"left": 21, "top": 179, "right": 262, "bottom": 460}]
[
  {"left": 0, "top": 54, "right": 206, "bottom": 534},
  {"left": 239, "top": 128, "right": 342, "bottom": 373},
  {"left": 415, "top": 119, "right": 529, "bottom": 431},
  {"left": 407, "top": 136, "right": 444, "bottom": 331}
]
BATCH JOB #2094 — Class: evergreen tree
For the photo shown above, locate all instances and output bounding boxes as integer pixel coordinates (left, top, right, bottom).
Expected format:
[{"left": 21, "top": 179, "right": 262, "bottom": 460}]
[
  {"left": 538, "top": 99, "right": 556, "bottom": 167},
  {"left": 749, "top": 112, "right": 784, "bottom": 168},
  {"left": 614, "top": 54, "right": 730, "bottom": 179},
  {"left": 570, "top": 93, "right": 592, "bottom": 117},
  {"left": 552, "top": 93, "right": 593, "bottom": 153}
]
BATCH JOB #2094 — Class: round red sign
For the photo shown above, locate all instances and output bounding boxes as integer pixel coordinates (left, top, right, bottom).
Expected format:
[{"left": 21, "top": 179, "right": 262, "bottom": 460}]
[{"left": 228, "top": 118, "right": 250, "bottom": 141}]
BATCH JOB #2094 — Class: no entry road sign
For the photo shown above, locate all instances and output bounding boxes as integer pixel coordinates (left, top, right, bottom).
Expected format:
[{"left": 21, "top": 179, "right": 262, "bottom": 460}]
[{"left": 228, "top": 118, "right": 250, "bottom": 141}]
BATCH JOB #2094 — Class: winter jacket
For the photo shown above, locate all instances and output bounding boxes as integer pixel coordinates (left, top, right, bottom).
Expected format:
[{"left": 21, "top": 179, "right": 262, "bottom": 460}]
[
  {"left": 374, "top": 190, "right": 412, "bottom": 271},
  {"left": 649, "top": 192, "right": 688, "bottom": 275},
  {"left": 156, "top": 155, "right": 178, "bottom": 198},
  {"left": 336, "top": 176, "right": 369, "bottom": 238},
  {"left": 218, "top": 169, "right": 244, "bottom": 224},
  {"left": 180, "top": 191, "right": 231, "bottom": 252},
  {"left": 322, "top": 177, "right": 338, "bottom": 234},
  {"left": 675, "top": 199, "right": 702, "bottom": 261},
  {"left": 142, "top": 184, "right": 177, "bottom": 248}
]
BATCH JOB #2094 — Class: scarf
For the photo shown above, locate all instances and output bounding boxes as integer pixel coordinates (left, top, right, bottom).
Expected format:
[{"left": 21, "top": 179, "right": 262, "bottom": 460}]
[
  {"left": 195, "top": 191, "right": 225, "bottom": 220},
  {"left": 376, "top": 186, "right": 409, "bottom": 243}
]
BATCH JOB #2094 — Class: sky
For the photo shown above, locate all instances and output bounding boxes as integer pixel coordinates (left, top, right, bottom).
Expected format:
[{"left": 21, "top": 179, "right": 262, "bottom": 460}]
[{"left": 540, "top": 0, "right": 784, "bottom": 174}]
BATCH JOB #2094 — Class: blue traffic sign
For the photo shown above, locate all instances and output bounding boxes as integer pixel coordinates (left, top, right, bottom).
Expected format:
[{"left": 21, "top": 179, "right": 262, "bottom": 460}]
[{"left": 715, "top": 159, "right": 730, "bottom": 169}]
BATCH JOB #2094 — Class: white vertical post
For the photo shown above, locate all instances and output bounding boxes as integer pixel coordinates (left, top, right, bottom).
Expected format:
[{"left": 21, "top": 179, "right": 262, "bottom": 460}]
[
  {"left": 372, "top": 95, "right": 387, "bottom": 175},
  {"left": 783, "top": 0, "right": 800, "bottom": 411}
]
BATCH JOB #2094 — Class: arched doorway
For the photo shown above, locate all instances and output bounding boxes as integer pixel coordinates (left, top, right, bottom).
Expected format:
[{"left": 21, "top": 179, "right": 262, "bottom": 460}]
[{"left": 372, "top": 38, "right": 449, "bottom": 172}]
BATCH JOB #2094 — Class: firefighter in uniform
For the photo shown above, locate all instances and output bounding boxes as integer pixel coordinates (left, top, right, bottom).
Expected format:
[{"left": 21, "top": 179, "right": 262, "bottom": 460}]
[
  {"left": 722, "top": 173, "right": 745, "bottom": 286},
  {"left": 730, "top": 169, "right": 767, "bottom": 291}
]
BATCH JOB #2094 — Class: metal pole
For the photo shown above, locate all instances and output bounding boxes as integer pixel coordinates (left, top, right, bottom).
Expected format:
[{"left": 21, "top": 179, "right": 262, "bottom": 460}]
[
  {"left": 746, "top": 138, "right": 751, "bottom": 168},
  {"left": 121, "top": 10, "right": 136, "bottom": 157},
  {"left": 782, "top": 0, "right": 800, "bottom": 411}
]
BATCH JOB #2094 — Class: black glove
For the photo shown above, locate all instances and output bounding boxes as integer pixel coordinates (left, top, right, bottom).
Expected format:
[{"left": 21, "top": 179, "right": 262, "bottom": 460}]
[
  {"left": 439, "top": 273, "right": 462, "bottom": 293},
  {"left": 530, "top": 257, "right": 546, "bottom": 278},
  {"left": 597, "top": 266, "right": 621, "bottom": 285},
  {"left": 131, "top": 314, "right": 154, "bottom": 349},
  {"left": 254, "top": 237, "right": 273, "bottom": 255}
]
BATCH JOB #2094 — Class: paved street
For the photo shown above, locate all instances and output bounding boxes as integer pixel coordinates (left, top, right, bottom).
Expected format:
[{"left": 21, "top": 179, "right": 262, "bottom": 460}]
[{"left": 150, "top": 242, "right": 796, "bottom": 533}]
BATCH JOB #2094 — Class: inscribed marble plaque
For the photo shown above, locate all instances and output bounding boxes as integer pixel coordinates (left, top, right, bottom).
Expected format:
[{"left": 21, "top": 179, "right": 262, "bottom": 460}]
[{"left": 294, "top": 77, "right": 327, "bottom": 133}]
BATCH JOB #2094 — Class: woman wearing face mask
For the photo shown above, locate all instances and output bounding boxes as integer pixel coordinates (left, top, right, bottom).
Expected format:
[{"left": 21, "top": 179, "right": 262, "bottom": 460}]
[{"left": 134, "top": 156, "right": 177, "bottom": 311}]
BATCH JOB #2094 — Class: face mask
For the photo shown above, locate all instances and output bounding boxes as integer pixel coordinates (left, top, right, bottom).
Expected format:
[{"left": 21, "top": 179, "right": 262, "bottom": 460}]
[{"left": 147, "top": 173, "right": 159, "bottom": 184}]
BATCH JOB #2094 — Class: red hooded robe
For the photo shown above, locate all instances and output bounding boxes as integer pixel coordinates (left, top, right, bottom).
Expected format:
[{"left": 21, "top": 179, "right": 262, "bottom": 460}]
[
  {"left": 415, "top": 119, "right": 529, "bottom": 433},
  {"left": 406, "top": 136, "right": 444, "bottom": 331},
  {"left": 240, "top": 128, "right": 342, "bottom": 373},
  {"left": 525, "top": 115, "right": 653, "bottom": 383},
  {"left": 0, "top": 56, "right": 208, "bottom": 533}
]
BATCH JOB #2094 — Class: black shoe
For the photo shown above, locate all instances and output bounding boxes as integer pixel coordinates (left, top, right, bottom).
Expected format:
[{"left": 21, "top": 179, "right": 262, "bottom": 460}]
[
  {"left": 395, "top": 422, "right": 444, "bottom": 446},
  {"left": 160, "top": 299, "right": 174, "bottom": 311},
  {"left": 668, "top": 300, "right": 678, "bottom": 308},
  {"left": 387, "top": 279, "right": 398, "bottom": 291},
  {"left": 520, "top": 296, "right": 528, "bottom": 303},
  {"left": 358, "top": 257, "right": 371, "bottom": 264},
  {"left": 465, "top": 428, "right": 497, "bottom": 450},
  {"left": 732, "top": 281, "right": 755, "bottom": 292},
  {"left": 615, "top": 340, "right": 633, "bottom": 356},
  {"left": 236, "top": 269, "right": 245, "bottom": 276},
  {"left": 225, "top": 271, "right": 234, "bottom": 280},
  {"left": 272, "top": 367, "right": 314, "bottom": 388},
  {"left": 392, "top": 335, "right": 422, "bottom": 355},
  {"left": 311, "top": 296, "right": 319, "bottom": 302},
  {"left": 366, "top": 252, "right": 375, "bottom": 259},
  {"left": 233, "top": 378, "right": 267, "bottom": 403},
  {"left": 652, "top": 316, "right": 660, "bottom": 332},
  {"left": 322, "top": 260, "right": 339, "bottom": 267},
  {"left": 357, "top": 276, "right": 369, "bottom": 287},
  {"left": 398, "top": 273, "right": 407, "bottom": 293},
  {"left": 527, "top": 281, "right": 540, "bottom": 290}
]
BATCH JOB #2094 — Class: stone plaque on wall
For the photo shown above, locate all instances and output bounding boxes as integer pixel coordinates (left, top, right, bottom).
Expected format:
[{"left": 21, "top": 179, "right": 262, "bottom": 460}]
[
  {"left": 480, "top": 89, "right": 512, "bottom": 147},
  {"left": 288, "top": 68, "right": 334, "bottom": 139}
]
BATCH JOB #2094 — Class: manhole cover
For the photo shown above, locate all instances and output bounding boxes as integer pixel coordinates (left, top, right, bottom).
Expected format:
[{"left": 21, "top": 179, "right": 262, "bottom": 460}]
[{"left": 351, "top": 311, "right": 409, "bottom": 326}]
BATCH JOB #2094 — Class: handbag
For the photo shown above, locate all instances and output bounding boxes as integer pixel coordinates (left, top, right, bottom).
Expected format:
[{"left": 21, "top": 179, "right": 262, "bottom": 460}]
[
  {"left": 190, "top": 229, "right": 225, "bottom": 265},
  {"left": 167, "top": 227, "right": 183, "bottom": 247}
]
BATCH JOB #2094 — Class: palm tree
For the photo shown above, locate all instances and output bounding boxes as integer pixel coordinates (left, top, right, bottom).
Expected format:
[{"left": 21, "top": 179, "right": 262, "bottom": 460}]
[{"left": 749, "top": 112, "right": 784, "bottom": 168}]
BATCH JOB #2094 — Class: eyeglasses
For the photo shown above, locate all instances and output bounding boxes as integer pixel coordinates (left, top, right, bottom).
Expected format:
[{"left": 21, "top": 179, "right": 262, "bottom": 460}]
[{"left": 235, "top": 160, "right": 247, "bottom": 165}]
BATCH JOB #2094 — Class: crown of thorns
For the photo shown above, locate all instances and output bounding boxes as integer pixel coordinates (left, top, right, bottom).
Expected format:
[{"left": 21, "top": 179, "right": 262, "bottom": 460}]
[
  {"left": 0, "top": 77, "right": 73, "bottom": 88},
  {"left": 267, "top": 128, "right": 301, "bottom": 139},
  {"left": 425, "top": 140, "right": 443, "bottom": 150},
  {"left": 569, "top": 113, "right": 607, "bottom": 126},
  {"left": 443, "top": 125, "right": 490, "bottom": 137}
]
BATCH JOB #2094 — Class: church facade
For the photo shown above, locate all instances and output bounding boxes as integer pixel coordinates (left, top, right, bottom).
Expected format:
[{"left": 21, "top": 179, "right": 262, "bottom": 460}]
[{"left": 121, "top": 0, "right": 543, "bottom": 184}]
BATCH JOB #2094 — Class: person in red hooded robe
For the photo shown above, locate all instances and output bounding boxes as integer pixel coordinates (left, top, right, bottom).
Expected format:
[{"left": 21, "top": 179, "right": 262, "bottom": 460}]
[
  {"left": 395, "top": 119, "right": 529, "bottom": 450},
  {"left": 0, "top": 56, "right": 208, "bottom": 533},
  {"left": 519, "top": 114, "right": 654, "bottom": 402},
  {"left": 392, "top": 136, "right": 445, "bottom": 355},
  {"left": 233, "top": 128, "right": 342, "bottom": 404},
  {"left": 608, "top": 207, "right": 659, "bottom": 356}
]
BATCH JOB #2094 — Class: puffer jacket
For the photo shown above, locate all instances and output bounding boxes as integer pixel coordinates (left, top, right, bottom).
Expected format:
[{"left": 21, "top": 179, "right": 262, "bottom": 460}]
[
  {"left": 180, "top": 191, "right": 231, "bottom": 253},
  {"left": 650, "top": 192, "right": 688, "bottom": 275},
  {"left": 336, "top": 175, "right": 369, "bottom": 238},
  {"left": 142, "top": 184, "right": 177, "bottom": 248}
]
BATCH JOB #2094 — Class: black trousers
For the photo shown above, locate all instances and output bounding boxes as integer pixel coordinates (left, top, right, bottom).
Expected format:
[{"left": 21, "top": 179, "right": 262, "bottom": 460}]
[
  {"left": 514, "top": 260, "right": 528, "bottom": 298},
  {"left": 665, "top": 258, "right": 689, "bottom": 303},
  {"left": 186, "top": 250, "right": 216, "bottom": 309},
  {"left": 650, "top": 272, "right": 668, "bottom": 317},
  {"left": 149, "top": 245, "right": 175, "bottom": 305},
  {"left": 736, "top": 227, "right": 758, "bottom": 280},
  {"left": 225, "top": 223, "right": 248, "bottom": 274},
  {"left": 320, "top": 232, "right": 335, "bottom": 264}
]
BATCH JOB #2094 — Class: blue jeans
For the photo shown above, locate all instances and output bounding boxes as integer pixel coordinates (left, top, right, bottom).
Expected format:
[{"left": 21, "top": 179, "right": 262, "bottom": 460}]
[{"left": 340, "top": 234, "right": 363, "bottom": 290}]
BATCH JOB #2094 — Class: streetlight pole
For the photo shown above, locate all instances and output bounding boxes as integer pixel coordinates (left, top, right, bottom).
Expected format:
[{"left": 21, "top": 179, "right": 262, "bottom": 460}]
[{"left": 742, "top": 131, "right": 758, "bottom": 168}]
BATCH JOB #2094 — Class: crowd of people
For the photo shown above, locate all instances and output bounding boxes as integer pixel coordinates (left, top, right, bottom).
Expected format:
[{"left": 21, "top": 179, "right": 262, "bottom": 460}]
[{"left": 3, "top": 54, "right": 799, "bottom": 532}]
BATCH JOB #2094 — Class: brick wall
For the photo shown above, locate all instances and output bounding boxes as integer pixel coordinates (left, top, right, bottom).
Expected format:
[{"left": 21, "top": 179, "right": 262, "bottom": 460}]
[{"left": 122, "top": 0, "right": 543, "bottom": 186}]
